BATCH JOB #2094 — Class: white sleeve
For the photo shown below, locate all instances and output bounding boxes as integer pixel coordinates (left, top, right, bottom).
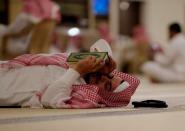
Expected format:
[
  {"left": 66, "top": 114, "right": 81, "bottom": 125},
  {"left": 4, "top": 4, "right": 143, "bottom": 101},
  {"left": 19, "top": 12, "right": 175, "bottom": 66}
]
[
  {"left": 154, "top": 43, "right": 177, "bottom": 66},
  {"left": 2, "top": 13, "right": 31, "bottom": 35},
  {"left": 41, "top": 68, "right": 80, "bottom": 108}
]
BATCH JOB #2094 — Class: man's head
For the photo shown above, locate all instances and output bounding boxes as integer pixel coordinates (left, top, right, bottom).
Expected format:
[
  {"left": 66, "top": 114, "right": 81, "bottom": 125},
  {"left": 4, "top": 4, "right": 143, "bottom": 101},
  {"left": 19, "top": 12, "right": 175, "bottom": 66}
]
[
  {"left": 83, "top": 56, "right": 118, "bottom": 91},
  {"left": 168, "top": 22, "right": 182, "bottom": 39},
  {"left": 76, "top": 39, "right": 118, "bottom": 91},
  {"left": 84, "top": 72, "right": 122, "bottom": 92}
]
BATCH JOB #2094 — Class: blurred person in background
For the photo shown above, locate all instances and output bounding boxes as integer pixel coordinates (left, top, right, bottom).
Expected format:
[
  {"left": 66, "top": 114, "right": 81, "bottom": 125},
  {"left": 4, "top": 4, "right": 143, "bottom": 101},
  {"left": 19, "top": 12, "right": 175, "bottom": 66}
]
[
  {"left": 142, "top": 22, "right": 185, "bottom": 83},
  {"left": 0, "top": 0, "right": 61, "bottom": 59},
  {"left": 121, "top": 25, "right": 150, "bottom": 73},
  {"left": 97, "top": 22, "right": 114, "bottom": 46}
]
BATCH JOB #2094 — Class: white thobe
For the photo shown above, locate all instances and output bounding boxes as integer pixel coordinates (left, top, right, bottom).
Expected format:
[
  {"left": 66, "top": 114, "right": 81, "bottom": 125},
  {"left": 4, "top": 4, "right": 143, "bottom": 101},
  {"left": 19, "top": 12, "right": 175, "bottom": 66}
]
[
  {"left": 0, "top": 65, "right": 85, "bottom": 108},
  {"left": 142, "top": 34, "right": 185, "bottom": 82}
]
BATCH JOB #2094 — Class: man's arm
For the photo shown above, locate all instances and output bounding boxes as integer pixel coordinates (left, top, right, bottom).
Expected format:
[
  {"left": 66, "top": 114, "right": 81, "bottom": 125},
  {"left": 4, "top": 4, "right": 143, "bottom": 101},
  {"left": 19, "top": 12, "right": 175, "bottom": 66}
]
[
  {"left": 41, "top": 56, "right": 104, "bottom": 108},
  {"left": 3, "top": 24, "right": 34, "bottom": 38},
  {"left": 41, "top": 68, "right": 81, "bottom": 108},
  {"left": 154, "top": 43, "right": 177, "bottom": 66},
  {"left": 2, "top": 13, "right": 35, "bottom": 38}
]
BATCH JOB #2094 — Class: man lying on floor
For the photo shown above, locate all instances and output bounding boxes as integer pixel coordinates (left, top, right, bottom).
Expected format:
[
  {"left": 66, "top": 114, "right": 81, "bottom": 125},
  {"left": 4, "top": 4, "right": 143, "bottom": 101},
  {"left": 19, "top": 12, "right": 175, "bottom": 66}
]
[{"left": 0, "top": 39, "right": 140, "bottom": 109}]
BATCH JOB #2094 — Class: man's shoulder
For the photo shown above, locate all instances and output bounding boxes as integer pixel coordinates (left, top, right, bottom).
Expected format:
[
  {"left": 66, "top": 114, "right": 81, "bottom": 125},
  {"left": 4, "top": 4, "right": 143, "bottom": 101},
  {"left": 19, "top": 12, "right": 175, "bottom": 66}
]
[{"left": 171, "top": 34, "right": 185, "bottom": 45}]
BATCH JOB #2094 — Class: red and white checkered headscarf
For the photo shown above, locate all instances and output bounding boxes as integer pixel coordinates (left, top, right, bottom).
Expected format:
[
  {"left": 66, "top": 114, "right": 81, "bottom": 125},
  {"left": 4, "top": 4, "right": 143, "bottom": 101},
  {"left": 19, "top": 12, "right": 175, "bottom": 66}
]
[
  {"left": 0, "top": 53, "right": 140, "bottom": 108},
  {"left": 69, "top": 71, "right": 140, "bottom": 108},
  {"left": 22, "top": 0, "right": 61, "bottom": 22}
]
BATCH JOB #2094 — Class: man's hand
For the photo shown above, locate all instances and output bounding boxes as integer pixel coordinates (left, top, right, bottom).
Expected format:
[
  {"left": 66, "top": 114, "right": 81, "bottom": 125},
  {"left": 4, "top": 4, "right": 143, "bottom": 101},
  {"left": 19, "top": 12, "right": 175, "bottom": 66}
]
[
  {"left": 98, "top": 56, "right": 116, "bottom": 75},
  {"left": 72, "top": 56, "right": 104, "bottom": 75}
]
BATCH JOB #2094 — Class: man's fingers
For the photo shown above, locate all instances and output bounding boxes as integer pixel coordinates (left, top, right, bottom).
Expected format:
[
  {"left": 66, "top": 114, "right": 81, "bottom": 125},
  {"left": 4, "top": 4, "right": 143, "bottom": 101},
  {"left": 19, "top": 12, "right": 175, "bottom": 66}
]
[
  {"left": 85, "top": 56, "right": 96, "bottom": 63},
  {"left": 108, "top": 56, "right": 116, "bottom": 69},
  {"left": 92, "top": 59, "right": 104, "bottom": 71}
]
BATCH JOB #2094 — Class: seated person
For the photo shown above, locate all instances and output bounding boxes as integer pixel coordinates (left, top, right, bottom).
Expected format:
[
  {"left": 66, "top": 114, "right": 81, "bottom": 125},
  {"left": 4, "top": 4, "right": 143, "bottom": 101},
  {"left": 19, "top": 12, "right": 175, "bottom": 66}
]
[
  {"left": 0, "top": 39, "right": 140, "bottom": 108},
  {"left": 0, "top": 0, "right": 60, "bottom": 56},
  {"left": 142, "top": 23, "right": 185, "bottom": 83}
]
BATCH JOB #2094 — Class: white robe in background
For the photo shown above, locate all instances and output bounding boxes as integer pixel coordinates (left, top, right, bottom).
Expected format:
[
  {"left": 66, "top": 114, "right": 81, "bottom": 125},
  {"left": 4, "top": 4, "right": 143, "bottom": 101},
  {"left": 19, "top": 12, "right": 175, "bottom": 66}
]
[{"left": 142, "top": 34, "right": 185, "bottom": 82}]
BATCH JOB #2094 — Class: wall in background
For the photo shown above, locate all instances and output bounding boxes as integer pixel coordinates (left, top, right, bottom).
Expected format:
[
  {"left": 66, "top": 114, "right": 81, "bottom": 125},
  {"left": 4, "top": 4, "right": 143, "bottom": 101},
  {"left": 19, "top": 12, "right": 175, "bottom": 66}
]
[{"left": 143, "top": 0, "right": 185, "bottom": 46}]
